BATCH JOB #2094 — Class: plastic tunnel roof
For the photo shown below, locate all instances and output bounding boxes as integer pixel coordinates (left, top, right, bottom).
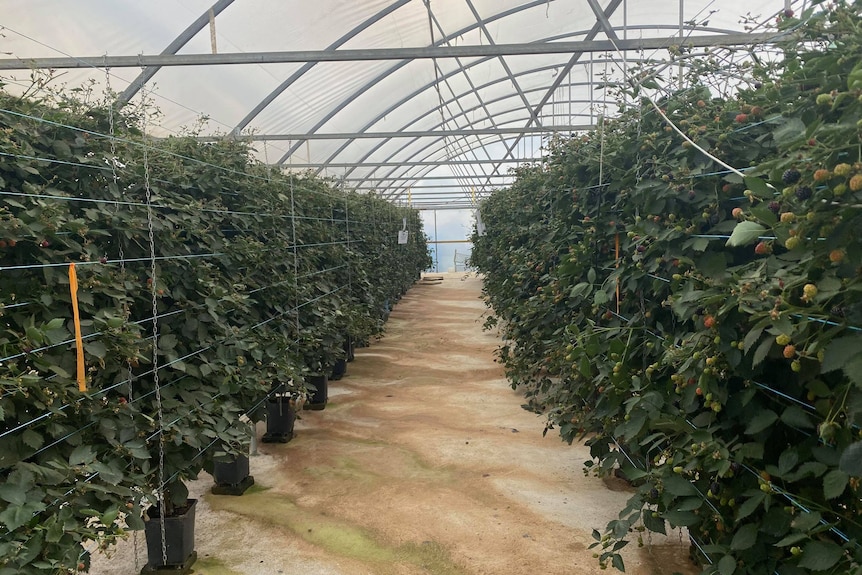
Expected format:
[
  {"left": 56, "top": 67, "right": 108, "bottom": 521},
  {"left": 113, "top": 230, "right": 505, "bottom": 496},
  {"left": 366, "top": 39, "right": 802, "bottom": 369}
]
[{"left": 1, "top": 0, "right": 794, "bottom": 209}]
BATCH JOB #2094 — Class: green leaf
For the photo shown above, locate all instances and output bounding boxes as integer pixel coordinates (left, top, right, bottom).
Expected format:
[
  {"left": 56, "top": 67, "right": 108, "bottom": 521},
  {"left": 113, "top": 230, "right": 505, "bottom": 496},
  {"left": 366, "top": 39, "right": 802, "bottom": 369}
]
[
  {"left": 0, "top": 484, "right": 27, "bottom": 506},
  {"left": 663, "top": 510, "right": 699, "bottom": 527},
  {"left": 746, "top": 410, "right": 778, "bottom": 435},
  {"left": 126, "top": 509, "right": 145, "bottom": 530},
  {"left": 730, "top": 523, "right": 757, "bottom": 550},
  {"left": 735, "top": 492, "right": 765, "bottom": 522},
  {"left": 798, "top": 540, "right": 843, "bottom": 571},
  {"left": 751, "top": 335, "right": 773, "bottom": 367},
  {"left": 778, "top": 449, "right": 798, "bottom": 476},
  {"left": 594, "top": 290, "right": 609, "bottom": 305},
  {"left": 743, "top": 327, "right": 764, "bottom": 354},
  {"left": 791, "top": 511, "right": 822, "bottom": 532},
  {"left": 774, "top": 532, "right": 808, "bottom": 547},
  {"left": 84, "top": 340, "right": 107, "bottom": 359},
  {"left": 25, "top": 325, "right": 44, "bottom": 345},
  {"left": 21, "top": 429, "right": 43, "bottom": 450},
  {"left": 641, "top": 510, "right": 666, "bottom": 534},
  {"left": 717, "top": 554, "right": 736, "bottom": 575},
  {"left": 743, "top": 176, "right": 774, "bottom": 197},
  {"left": 0, "top": 504, "right": 34, "bottom": 531},
  {"left": 158, "top": 334, "right": 178, "bottom": 351},
  {"left": 772, "top": 117, "right": 806, "bottom": 146},
  {"left": 663, "top": 475, "right": 698, "bottom": 497},
  {"left": 822, "top": 335, "right": 862, "bottom": 373},
  {"left": 780, "top": 405, "right": 815, "bottom": 429},
  {"left": 823, "top": 469, "right": 848, "bottom": 499},
  {"left": 726, "top": 221, "right": 768, "bottom": 247},
  {"left": 839, "top": 441, "right": 862, "bottom": 476},
  {"left": 69, "top": 444, "right": 96, "bottom": 466}
]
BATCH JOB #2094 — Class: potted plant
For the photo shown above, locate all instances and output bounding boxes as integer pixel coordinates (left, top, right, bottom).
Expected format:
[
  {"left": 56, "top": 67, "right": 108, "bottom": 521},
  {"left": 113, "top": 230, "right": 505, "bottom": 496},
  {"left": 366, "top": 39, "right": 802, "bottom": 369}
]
[{"left": 262, "top": 384, "right": 298, "bottom": 443}]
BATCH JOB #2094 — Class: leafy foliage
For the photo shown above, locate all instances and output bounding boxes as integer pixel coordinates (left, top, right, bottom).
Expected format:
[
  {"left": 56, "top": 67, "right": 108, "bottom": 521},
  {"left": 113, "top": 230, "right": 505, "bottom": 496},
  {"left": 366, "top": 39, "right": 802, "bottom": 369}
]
[
  {"left": 472, "top": 3, "right": 862, "bottom": 574},
  {"left": 0, "top": 89, "right": 429, "bottom": 572}
]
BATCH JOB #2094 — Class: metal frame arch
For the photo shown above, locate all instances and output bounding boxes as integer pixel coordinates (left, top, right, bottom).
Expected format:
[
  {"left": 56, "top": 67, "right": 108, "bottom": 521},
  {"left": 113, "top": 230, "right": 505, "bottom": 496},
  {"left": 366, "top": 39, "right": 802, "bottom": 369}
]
[
  {"left": 274, "top": 0, "right": 556, "bottom": 164},
  {"left": 230, "top": 0, "right": 413, "bottom": 137},
  {"left": 322, "top": 56, "right": 636, "bottom": 188},
  {"left": 118, "top": 0, "right": 236, "bottom": 105},
  {"left": 310, "top": 0, "right": 628, "bottom": 180}
]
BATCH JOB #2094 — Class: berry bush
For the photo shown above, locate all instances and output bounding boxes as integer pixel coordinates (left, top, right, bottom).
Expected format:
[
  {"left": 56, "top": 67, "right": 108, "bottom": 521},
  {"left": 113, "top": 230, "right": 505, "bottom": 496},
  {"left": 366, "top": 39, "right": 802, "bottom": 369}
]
[
  {"left": 472, "top": 3, "right": 862, "bottom": 574},
  {"left": 0, "top": 86, "right": 429, "bottom": 573}
]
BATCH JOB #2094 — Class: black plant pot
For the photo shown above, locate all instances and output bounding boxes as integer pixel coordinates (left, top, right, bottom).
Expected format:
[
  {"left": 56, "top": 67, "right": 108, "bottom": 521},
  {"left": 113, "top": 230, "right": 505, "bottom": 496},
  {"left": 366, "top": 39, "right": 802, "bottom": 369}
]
[
  {"left": 262, "top": 396, "right": 296, "bottom": 443},
  {"left": 143, "top": 499, "right": 197, "bottom": 573},
  {"left": 330, "top": 358, "right": 347, "bottom": 381},
  {"left": 304, "top": 374, "right": 328, "bottom": 410},
  {"left": 344, "top": 336, "right": 355, "bottom": 362},
  {"left": 211, "top": 454, "right": 254, "bottom": 495}
]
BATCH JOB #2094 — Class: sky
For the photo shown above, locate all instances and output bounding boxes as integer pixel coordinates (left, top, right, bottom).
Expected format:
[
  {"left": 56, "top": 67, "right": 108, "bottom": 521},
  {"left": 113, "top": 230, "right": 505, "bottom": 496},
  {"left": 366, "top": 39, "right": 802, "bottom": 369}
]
[{"left": 420, "top": 208, "right": 475, "bottom": 272}]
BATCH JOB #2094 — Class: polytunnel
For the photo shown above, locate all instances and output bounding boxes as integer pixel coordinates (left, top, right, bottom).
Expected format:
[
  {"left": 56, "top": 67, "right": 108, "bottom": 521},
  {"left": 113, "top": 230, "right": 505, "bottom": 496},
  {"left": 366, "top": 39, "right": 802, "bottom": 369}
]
[
  {"left": 2, "top": 0, "right": 791, "bottom": 208},
  {"left": 4, "top": 2, "right": 862, "bottom": 575}
]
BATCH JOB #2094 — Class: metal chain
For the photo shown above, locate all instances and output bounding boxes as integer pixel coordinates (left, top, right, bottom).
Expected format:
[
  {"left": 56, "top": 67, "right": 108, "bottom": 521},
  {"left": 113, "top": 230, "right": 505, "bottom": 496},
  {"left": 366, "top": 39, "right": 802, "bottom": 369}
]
[
  {"left": 105, "top": 59, "right": 141, "bottom": 570},
  {"left": 289, "top": 166, "right": 300, "bottom": 342},
  {"left": 139, "top": 74, "right": 168, "bottom": 567}
]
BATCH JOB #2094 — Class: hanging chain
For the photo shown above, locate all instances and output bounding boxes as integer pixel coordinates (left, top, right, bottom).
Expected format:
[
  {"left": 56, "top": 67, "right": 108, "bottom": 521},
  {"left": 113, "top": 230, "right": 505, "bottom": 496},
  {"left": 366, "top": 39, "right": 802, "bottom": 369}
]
[
  {"left": 139, "top": 73, "right": 168, "bottom": 567},
  {"left": 105, "top": 59, "right": 142, "bottom": 570},
  {"left": 289, "top": 166, "right": 300, "bottom": 342}
]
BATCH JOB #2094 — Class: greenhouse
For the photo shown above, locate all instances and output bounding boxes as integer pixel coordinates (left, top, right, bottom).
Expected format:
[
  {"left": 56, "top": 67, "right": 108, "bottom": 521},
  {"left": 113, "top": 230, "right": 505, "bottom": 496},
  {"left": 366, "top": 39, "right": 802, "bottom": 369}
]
[{"left": 1, "top": 1, "right": 861, "bottom": 574}]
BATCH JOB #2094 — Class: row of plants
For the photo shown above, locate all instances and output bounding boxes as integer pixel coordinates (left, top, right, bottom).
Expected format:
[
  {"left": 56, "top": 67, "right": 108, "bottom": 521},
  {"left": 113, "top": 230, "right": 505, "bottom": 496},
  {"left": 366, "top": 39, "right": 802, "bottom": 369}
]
[
  {"left": 472, "top": 2, "right": 861, "bottom": 574},
  {"left": 0, "top": 84, "right": 430, "bottom": 573}
]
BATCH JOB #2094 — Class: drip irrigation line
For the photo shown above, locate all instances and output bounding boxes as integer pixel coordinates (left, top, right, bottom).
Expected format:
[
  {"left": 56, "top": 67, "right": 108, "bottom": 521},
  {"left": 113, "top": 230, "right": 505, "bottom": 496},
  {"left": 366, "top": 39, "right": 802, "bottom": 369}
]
[{"left": 792, "top": 314, "right": 862, "bottom": 333}]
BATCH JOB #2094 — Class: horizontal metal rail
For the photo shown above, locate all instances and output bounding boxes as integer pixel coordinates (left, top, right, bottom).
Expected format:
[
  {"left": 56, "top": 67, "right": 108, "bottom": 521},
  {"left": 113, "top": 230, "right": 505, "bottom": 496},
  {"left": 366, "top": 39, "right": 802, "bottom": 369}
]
[
  {"left": 0, "top": 32, "right": 780, "bottom": 69},
  {"left": 202, "top": 125, "right": 593, "bottom": 141}
]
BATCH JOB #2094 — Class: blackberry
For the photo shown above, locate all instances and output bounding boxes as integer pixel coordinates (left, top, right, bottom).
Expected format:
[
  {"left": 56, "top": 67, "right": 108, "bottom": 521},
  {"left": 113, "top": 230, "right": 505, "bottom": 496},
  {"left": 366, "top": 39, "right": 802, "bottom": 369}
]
[
  {"left": 768, "top": 201, "right": 781, "bottom": 214},
  {"left": 831, "top": 306, "right": 846, "bottom": 318},
  {"left": 709, "top": 214, "right": 720, "bottom": 225},
  {"left": 782, "top": 169, "right": 801, "bottom": 184},
  {"left": 710, "top": 482, "right": 721, "bottom": 496},
  {"left": 795, "top": 186, "right": 812, "bottom": 200},
  {"left": 648, "top": 488, "right": 660, "bottom": 501}
]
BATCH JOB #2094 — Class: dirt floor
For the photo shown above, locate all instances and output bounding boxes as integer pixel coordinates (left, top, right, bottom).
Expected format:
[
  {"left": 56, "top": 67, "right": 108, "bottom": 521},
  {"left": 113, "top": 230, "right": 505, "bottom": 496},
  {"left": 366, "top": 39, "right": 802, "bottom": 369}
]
[{"left": 89, "top": 273, "right": 697, "bottom": 575}]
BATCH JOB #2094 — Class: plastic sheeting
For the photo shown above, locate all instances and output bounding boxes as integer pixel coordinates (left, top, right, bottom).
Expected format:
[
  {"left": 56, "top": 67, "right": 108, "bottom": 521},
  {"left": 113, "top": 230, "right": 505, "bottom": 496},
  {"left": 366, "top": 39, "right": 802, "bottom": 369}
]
[{"left": 1, "top": 0, "right": 795, "bottom": 205}]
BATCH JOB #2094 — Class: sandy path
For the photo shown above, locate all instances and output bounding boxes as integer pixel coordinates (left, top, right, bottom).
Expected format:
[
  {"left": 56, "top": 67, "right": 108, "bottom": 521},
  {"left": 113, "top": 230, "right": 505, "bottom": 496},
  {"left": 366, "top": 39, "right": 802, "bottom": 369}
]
[{"left": 89, "top": 273, "right": 695, "bottom": 575}]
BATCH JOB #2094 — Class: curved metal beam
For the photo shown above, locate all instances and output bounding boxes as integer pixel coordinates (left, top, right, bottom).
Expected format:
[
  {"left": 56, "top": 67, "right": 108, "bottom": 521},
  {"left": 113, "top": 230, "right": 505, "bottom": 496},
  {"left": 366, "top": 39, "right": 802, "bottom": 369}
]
[
  {"left": 230, "top": 0, "right": 412, "bottom": 137},
  {"left": 117, "top": 0, "right": 235, "bottom": 105},
  {"left": 330, "top": 59, "right": 628, "bottom": 189},
  {"left": 275, "top": 0, "right": 554, "bottom": 164}
]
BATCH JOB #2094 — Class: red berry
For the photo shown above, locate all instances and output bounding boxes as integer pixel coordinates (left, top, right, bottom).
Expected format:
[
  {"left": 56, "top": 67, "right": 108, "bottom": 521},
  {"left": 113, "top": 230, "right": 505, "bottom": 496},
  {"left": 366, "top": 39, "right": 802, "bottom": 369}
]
[
  {"left": 735, "top": 113, "right": 748, "bottom": 123},
  {"left": 754, "top": 241, "right": 770, "bottom": 255},
  {"left": 99, "top": 256, "right": 108, "bottom": 264},
  {"left": 39, "top": 240, "right": 49, "bottom": 248}
]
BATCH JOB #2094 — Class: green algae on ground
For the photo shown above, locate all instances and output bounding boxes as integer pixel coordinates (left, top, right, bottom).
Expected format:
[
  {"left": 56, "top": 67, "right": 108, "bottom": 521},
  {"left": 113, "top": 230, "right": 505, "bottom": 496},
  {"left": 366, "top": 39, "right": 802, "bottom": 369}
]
[{"left": 206, "top": 490, "right": 466, "bottom": 574}]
